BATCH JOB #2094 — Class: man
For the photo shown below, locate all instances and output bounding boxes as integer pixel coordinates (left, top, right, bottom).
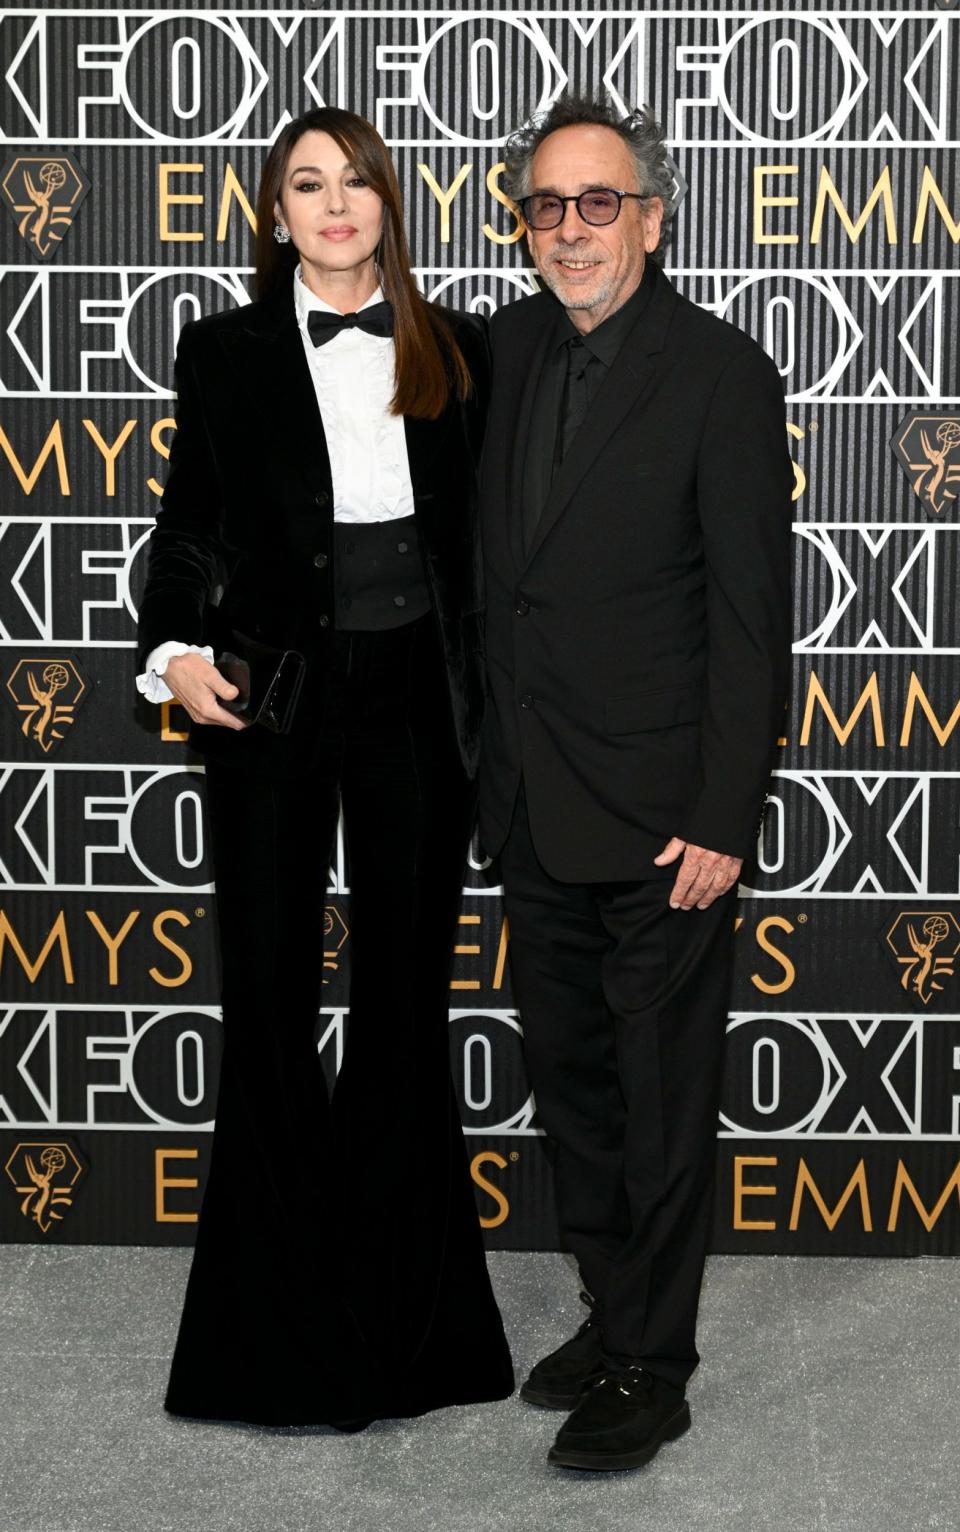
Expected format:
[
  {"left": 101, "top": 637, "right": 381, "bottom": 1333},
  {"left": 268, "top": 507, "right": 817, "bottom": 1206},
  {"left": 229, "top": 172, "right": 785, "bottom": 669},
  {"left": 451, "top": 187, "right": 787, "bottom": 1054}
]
[{"left": 479, "top": 94, "right": 793, "bottom": 1472}]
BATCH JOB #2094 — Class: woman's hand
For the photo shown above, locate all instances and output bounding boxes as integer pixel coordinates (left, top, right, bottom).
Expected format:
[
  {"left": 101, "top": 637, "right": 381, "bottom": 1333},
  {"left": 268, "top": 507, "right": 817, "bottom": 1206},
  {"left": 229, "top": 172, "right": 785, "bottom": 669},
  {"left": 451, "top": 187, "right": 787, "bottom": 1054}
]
[{"left": 163, "top": 653, "right": 250, "bottom": 730}]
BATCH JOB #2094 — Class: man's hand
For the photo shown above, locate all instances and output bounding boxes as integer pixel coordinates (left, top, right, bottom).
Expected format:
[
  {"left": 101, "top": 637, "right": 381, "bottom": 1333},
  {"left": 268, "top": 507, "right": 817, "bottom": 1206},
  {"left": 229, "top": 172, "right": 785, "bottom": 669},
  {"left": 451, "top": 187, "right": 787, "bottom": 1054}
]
[
  {"left": 654, "top": 837, "right": 743, "bottom": 910},
  {"left": 163, "top": 652, "right": 249, "bottom": 730}
]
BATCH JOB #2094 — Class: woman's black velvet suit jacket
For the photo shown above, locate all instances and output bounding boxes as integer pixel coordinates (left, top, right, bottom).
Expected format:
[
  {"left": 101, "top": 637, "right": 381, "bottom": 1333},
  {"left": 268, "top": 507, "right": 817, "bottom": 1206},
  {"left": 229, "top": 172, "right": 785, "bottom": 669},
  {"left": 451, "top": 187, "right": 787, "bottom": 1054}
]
[{"left": 136, "top": 278, "right": 489, "bottom": 778}]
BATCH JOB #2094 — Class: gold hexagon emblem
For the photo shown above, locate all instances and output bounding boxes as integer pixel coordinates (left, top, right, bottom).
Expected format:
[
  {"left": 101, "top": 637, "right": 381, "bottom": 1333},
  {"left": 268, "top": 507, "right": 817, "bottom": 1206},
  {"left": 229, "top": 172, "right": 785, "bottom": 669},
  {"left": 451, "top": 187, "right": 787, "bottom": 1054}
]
[
  {"left": 891, "top": 412, "right": 960, "bottom": 519},
  {"left": 0, "top": 153, "right": 90, "bottom": 261},
  {"left": 884, "top": 910, "right": 960, "bottom": 1005},
  {"left": 322, "top": 903, "right": 350, "bottom": 983},
  {"left": 5, "top": 656, "right": 89, "bottom": 754},
  {"left": 4, "top": 1140, "right": 87, "bottom": 1233}
]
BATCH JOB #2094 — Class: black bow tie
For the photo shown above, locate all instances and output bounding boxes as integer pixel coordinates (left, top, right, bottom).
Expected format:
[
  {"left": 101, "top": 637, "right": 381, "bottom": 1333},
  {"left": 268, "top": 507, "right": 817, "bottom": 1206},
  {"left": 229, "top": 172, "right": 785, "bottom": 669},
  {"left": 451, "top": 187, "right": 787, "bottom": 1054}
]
[{"left": 306, "top": 301, "right": 394, "bottom": 348}]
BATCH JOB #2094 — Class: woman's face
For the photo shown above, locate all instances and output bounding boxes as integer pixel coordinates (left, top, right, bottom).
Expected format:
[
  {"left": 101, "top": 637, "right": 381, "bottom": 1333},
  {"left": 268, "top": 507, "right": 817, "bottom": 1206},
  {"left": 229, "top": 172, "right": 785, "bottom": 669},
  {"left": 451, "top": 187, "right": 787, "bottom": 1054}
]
[{"left": 273, "top": 129, "right": 385, "bottom": 278}]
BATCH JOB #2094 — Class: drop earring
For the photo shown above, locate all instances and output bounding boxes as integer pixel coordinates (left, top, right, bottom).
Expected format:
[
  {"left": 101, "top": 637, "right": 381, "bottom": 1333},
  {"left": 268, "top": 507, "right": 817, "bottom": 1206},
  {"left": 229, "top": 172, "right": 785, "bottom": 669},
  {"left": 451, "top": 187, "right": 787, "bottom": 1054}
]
[{"left": 273, "top": 223, "right": 291, "bottom": 244}]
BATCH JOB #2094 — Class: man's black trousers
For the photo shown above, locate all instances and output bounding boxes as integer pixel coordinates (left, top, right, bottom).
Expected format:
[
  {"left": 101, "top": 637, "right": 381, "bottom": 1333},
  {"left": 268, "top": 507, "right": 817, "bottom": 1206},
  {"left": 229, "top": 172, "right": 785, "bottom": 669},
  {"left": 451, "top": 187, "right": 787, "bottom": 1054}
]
[{"left": 500, "top": 784, "right": 737, "bottom": 1390}]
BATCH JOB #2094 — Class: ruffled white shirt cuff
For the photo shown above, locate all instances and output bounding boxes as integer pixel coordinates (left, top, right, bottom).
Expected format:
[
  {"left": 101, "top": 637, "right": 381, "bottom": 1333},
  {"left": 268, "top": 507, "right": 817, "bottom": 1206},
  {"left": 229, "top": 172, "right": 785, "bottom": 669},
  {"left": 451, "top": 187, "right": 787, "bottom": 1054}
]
[{"left": 136, "top": 642, "right": 215, "bottom": 704}]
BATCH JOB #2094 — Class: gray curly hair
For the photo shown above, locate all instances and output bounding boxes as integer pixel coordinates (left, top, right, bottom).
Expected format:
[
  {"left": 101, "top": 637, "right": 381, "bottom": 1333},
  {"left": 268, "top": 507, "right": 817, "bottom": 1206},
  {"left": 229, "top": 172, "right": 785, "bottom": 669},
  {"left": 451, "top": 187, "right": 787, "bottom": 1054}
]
[{"left": 502, "top": 94, "right": 677, "bottom": 265}]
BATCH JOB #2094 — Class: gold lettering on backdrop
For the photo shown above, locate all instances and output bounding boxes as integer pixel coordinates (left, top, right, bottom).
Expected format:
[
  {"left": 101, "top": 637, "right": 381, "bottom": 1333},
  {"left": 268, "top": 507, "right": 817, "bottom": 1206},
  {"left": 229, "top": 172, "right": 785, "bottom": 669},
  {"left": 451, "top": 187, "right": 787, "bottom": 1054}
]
[
  {"left": 0, "top": 908, "right": 200, "bottom": 988},
  {"left": 887, "top": 1161, "right": 960, "bottom": 1233},
  {"left": 809, "top": 165, "right": 897, "bottom": 245},
  {"left": 149, "top": 911, "right": 193, "bottom": 988},
  {"left": 482, "top": 162, "right": 524, "bottom": 245},
  {"left": 735, "top": 916, "right": 799, "bottom": 994},
  {"left": 787, "top": 422, "right": 806, "bottom": 502},
  {"left": 912, "top": 166, "right": 960, "bottom": 245},
  {"left": 798, "top": 671, "right": 960, "bottom": 750},
  {"left": 155, "top": 1148, "right": 199, "bottom": 1223},
  {"left": 732, "top": 1157, "right": 960, "bottom": 1235},
  {"left": 84, "top": 909, "right": 140, "bottom": 986},
  {"left": 80, "top": 419, "right": 137, "bottom": 497},
  {"left": 492, "top": 916, "right": 510, "bottom": 991},
  {"left": 753, "top": 165, "right": 799, "bottom": 245},
  {"left": 0, "top": 418, "right": 176, "bottom": 499},
  {"left": 215, "top": 162, "right": 257, "bottom": 240},
  {"left": 0, "top": 421, "right": 71, "bottom": 494},
  {"left": 416, "top": 162, "right": 472, "bottom": 243},
  {"left": 451, "top": 913, "right": 481, "bottom": 991},
  {"left": 732, "top": 1155, "right": 778, "bottom": 1231},
  {"left": 148, "top": 418, "right": 176, "bottom": 497},
  {"left": 752, "top": 164, "right": 958, "bottom": 247},
  {"left": 151, "top": 159, "right": 527, "bottom": 247},
  {"left": 899, "top": 674, "right": 960, "bottom": 748},
  {"left": 751, "top": 916, "right": 796, "bottom": 995},
  {"left": 799, "top": 672, "right": 885, "bottom": 748},
  {"left": 0, "top": 910, "right": 75, "bottom": 984},
  {"left": 160, "top": 701, "right": 190, "bottom": 742},
  {"left": 471, "top": 1151, "right": 510, "bottom": 1229},
  {"left": 789, "top": 1158, "right": 873, "bottom": 1232},
  {"left": 158, "top": 163, "right": 205, "bottom": 242},
  {"left": 450, "top": 914, "right": 515, "bottom": 990}
]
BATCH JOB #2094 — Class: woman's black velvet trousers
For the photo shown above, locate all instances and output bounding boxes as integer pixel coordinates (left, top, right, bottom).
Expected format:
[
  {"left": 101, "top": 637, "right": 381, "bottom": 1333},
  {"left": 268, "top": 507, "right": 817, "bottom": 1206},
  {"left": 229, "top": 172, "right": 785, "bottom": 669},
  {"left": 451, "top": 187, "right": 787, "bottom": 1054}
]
[{"left": 163, "top": 615, "right": 514, "bottom": 1427}]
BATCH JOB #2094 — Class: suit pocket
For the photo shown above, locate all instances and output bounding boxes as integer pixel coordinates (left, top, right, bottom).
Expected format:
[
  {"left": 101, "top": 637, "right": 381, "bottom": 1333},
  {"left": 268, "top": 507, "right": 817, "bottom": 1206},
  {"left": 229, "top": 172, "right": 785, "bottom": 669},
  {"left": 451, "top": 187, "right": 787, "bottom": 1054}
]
[{"left": 604, "top": 682, "right": 703, "bottom": 734}]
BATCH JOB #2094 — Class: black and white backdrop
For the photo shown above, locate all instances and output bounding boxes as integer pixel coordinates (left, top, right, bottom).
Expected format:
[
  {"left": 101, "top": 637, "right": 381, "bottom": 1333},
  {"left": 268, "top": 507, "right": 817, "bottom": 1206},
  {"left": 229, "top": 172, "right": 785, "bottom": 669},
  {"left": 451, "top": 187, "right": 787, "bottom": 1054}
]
[{"left": 1, "top": 0, "right": 959, "bottom": 1254}]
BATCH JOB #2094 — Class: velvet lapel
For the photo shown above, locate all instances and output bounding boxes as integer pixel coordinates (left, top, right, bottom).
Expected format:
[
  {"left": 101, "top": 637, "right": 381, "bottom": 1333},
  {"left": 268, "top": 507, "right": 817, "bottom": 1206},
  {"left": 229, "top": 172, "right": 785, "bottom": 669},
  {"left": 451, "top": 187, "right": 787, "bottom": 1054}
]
[
  {"left": 218, "top": 279, "right": 334, "bottom": 496},
  {"left": 521, "top": 265, "right": 679, "bottom": 570}
]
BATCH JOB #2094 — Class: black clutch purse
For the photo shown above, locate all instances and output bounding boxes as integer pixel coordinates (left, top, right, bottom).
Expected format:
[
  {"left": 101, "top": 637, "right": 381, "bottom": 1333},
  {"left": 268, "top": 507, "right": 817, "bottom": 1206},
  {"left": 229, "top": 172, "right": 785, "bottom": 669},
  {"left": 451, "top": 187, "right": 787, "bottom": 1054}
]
[{"left": 213, "top": 629, "right": 306, "bottom": 734}]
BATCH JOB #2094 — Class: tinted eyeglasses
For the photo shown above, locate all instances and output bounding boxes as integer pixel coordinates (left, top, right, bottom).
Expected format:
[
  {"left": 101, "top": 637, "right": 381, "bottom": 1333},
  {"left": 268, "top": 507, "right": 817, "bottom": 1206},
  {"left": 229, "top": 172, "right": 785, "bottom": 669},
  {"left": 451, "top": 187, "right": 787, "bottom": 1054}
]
[{"left": 517, "top": 189, "right": 649, "bottom": 230}]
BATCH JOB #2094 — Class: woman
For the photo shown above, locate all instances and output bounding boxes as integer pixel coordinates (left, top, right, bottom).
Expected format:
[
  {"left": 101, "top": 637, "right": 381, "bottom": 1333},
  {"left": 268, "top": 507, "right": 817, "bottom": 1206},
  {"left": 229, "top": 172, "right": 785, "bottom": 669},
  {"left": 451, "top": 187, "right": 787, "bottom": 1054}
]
[{"left": 135, "top": 106, "right": 514, "bottom": 1428}]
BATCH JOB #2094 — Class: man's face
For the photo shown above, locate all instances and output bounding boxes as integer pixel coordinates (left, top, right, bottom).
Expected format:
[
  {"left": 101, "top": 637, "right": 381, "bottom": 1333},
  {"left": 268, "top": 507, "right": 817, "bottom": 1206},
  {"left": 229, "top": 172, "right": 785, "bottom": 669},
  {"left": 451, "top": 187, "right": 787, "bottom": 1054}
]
[{"left": 523, "top": 124, "right": 664, "bottom": 331}]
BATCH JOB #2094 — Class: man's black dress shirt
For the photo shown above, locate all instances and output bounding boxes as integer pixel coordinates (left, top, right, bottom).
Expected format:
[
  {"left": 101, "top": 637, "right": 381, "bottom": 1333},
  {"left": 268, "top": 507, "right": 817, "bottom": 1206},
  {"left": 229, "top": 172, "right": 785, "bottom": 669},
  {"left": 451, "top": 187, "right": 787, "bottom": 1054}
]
[{"left": 521, "top": 259, "right": 656, "bottom": 554}]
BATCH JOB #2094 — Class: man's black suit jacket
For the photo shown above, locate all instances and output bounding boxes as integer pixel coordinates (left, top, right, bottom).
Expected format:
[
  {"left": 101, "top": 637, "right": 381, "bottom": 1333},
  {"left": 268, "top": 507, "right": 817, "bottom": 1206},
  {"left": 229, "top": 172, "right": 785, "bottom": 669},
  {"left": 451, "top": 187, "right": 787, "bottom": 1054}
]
[
  {"left": 478, "top": 259, "right": 794, "bottom": 880},
  {"left": 136, "top": 278, "right": 489, "bottom": 778}
]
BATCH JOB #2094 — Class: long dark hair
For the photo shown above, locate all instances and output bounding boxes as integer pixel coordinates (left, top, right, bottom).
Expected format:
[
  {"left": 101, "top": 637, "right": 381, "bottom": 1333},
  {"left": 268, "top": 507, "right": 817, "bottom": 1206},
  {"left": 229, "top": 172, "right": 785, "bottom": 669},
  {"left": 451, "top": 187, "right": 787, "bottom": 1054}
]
[{"left": 254, "top": 107, "right": 471, "bottom": 420}]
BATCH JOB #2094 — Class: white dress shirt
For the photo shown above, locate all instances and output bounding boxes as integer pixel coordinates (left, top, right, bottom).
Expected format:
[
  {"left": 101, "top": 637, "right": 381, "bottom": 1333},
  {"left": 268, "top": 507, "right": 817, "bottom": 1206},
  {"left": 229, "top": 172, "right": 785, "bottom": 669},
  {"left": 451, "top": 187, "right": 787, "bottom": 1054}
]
[{"left": 137, "top": 266, "right": 414, "bottom": 704}]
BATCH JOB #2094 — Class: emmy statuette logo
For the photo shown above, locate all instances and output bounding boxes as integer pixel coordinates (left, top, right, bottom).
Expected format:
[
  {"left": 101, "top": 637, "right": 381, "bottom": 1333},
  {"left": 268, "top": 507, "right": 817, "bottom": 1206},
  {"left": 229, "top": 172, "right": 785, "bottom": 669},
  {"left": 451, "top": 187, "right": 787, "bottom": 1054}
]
[
  {"left": 5, "top": 657, "right": 89, "bottom": 754},
  {"left": 323, "top": 905, "right": 350, "bottom": 982},
  {"left": 4, "top": 1141, "right": 87, "bottom": 1233},
  {"left": 0, "top": 153, "right": 91, "bottom": 262},
  {"left": 884, "top": 911, "right": 960, "bottom": 1005},
  {"left": 891, "top": 413, "right": 960, "bottom": 520}
]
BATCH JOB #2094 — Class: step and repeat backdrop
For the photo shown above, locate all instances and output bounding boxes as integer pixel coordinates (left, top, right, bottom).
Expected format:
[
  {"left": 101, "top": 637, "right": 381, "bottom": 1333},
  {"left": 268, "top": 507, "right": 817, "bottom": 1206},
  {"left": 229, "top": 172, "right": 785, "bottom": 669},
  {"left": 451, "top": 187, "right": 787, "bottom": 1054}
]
[{"left": 1, "top": 1, "right": 959, "bottom": 1253}]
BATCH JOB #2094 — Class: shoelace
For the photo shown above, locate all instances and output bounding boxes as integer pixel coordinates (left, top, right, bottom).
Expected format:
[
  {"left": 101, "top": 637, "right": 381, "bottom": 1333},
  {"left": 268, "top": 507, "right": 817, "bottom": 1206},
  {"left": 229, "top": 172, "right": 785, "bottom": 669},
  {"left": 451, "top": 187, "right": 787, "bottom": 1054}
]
[{"left": 593, "top": 1364, "right": 656, "bottom": 1400}]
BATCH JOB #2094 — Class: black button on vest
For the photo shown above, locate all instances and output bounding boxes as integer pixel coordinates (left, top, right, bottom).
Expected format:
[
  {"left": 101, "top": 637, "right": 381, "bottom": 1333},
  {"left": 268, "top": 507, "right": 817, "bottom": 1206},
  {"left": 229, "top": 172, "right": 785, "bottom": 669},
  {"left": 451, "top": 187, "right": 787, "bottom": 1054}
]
[{"left": 332, "top": 514, "right": 430, "bottom": 631}]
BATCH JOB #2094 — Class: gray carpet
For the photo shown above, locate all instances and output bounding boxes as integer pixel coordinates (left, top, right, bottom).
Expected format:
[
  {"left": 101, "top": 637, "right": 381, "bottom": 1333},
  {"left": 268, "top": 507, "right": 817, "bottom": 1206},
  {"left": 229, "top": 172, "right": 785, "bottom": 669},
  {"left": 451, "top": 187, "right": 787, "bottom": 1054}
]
[{"left": 0, "top": 1246, "right": 956, "bottom": 1532}]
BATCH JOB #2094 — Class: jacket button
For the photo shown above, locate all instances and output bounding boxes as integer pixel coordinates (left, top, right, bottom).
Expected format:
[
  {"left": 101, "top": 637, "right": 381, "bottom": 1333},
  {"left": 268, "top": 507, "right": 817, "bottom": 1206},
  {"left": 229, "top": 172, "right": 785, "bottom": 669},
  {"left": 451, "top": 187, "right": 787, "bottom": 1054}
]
[
  {"left": 519, "top": 694, "right": 534, "bottom": 710},
  {"left": 341, "top": 596, "right": 352, "bottom": 610},
  {"left": 318, "top": 614, "right": 330, "bottom": 629},
  {"left": 313, "top": 552, "right": 328, "bottom": 568},
  {"left": 345, "top": 542, "right": 355, "bottom": 556},
  {"left": 394, "top": 594, "right": 407, "bottom": 608},
  {"left": 315, "top": 490, "right": 329, "bottom": 507},
  {"left": 397, "top": 541, "right": 409, "bottom": 554},
  {"left": 515, "top": 598, "right": 530, "bottom": 616}
]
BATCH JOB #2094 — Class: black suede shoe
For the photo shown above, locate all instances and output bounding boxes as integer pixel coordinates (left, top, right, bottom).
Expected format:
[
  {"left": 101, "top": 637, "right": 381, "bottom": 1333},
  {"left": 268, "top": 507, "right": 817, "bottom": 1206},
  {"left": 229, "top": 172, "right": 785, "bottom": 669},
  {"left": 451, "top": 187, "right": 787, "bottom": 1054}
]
[
  {"left": 547, "top": 1364, "right": 690, "bottom": 1472},
  {"left": 519, "top": 1292, "right": 606, "bottom": 1409}
]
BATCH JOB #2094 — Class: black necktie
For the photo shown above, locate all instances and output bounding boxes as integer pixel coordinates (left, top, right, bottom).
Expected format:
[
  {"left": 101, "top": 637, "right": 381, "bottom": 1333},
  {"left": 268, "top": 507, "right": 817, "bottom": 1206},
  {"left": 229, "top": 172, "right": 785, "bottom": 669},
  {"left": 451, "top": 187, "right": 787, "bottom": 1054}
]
[{"left": 306, "top": 301, "right": 394, "bottom": 348}]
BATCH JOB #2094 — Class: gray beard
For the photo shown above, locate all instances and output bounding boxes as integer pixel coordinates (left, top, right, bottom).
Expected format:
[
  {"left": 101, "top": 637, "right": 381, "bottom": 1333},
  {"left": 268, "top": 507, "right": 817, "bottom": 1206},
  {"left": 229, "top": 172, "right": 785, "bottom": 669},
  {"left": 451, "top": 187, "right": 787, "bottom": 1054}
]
[{"left": 539, "top": 262, "right": 615, "bottom": 312}]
